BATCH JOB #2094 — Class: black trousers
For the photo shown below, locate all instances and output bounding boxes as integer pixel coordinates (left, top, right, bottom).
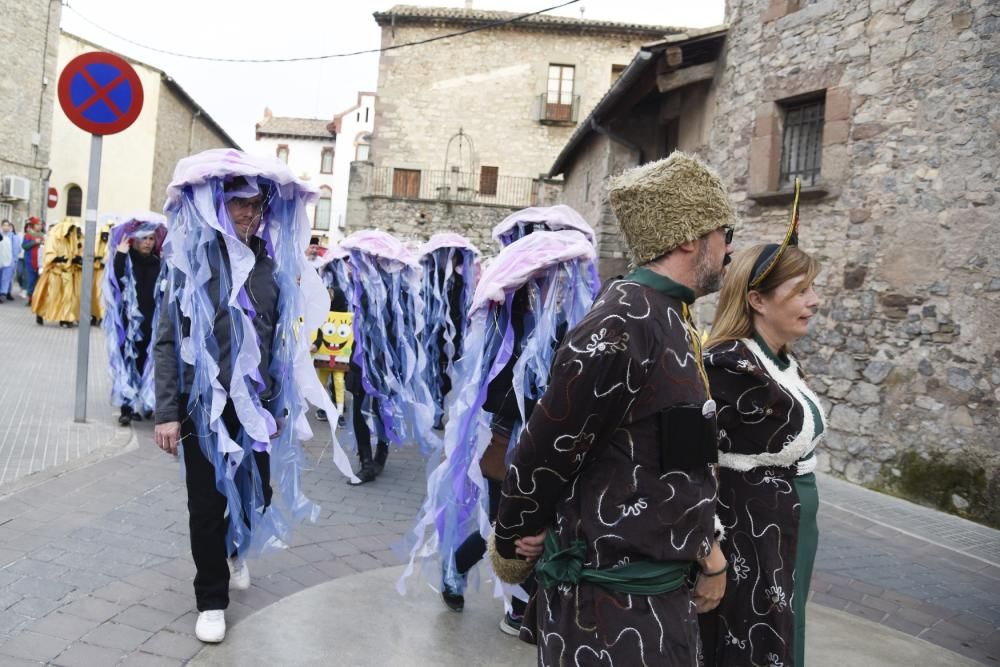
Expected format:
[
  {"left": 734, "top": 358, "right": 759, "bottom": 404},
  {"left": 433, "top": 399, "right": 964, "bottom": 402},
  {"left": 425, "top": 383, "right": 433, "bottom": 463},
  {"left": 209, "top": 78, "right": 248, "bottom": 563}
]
[
  {"left": 181, "top": 401, "right": 272, "bottom": 611},
  {"left": 454, "top": 478, "right": 534, "bottom": 616},
  {"left": 352, "top": 393, "right": 388, "bottom": 465}
]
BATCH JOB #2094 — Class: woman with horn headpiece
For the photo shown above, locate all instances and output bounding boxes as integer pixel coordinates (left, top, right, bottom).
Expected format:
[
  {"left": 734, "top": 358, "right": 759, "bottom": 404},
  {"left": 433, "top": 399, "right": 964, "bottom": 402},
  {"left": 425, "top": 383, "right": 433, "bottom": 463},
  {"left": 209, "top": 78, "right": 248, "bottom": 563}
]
[{"left": 700, "top": 182, "right": 826, "bottom": 667}]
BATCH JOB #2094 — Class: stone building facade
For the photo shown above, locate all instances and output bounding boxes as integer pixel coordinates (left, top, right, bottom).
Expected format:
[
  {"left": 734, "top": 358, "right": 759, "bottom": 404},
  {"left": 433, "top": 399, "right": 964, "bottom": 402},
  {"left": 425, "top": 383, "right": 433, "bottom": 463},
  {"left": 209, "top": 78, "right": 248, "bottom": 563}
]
[
  {"left": 0, "top": 0, "right": 61, "bottom": 225},
  {"left": 346, "top": 5, "right": 679, "bottom": 252},
  {"left": 49, "top": 33, "right": 238, "bottom": 220},
  {"left": 555, "top": 0, "right": 999, "bottom": 524}
]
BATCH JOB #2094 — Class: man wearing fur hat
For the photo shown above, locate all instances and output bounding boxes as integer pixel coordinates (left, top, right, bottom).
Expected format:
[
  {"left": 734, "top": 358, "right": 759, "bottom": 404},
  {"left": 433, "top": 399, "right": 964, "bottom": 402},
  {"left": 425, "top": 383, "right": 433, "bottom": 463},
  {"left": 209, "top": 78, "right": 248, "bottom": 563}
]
[{"left": 489, "top": 151, "right": 733, "bottom": 665}]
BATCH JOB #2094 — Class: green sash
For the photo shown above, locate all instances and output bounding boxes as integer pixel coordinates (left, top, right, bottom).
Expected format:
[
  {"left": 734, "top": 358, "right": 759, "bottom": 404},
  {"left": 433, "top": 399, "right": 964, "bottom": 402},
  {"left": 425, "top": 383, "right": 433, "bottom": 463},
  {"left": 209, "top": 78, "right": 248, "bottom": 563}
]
[{"left": 536, "top": 531, "right": 692, "bottom": 596}]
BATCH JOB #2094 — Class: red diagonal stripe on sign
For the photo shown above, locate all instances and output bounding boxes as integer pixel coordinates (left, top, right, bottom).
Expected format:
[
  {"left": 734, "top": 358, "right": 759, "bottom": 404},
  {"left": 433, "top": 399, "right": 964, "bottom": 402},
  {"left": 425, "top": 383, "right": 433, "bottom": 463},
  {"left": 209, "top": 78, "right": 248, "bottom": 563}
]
[{"left": 77, "top": 68, "right": 127, "bottom": 118}]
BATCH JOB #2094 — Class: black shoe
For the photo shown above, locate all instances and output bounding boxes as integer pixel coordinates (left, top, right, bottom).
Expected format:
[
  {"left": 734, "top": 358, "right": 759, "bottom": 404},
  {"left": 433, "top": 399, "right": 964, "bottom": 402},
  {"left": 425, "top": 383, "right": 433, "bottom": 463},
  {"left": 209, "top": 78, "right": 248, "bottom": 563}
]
[
  {"left": 59, "top": 320, "right": 74, "bottom": 328},
  {"left": 373, "top": 443, "right": 388, "bottom": 476},
  {"left": 35, "top": 315, "right": 43, "bottom": 325},
  {"left": 129, "top": 412, "right": 142, "bottom": 423},
  {"left": 337, "top": 415, "right": 346, "bottom": 428},
  {"left": 347, "top": 462, "right": 377, "bottom": 485},
  {"left": 118, "top": 413, "right": 131, "bottom": 427},
  {"left": 316, "top": 409, "right": 328, "bottom": 422},
  {"left": 441, "top": 574, "right": 465, "bottom": 612},
  {"left": 499, "top": 611, "right": 523, "bottom": 637}
]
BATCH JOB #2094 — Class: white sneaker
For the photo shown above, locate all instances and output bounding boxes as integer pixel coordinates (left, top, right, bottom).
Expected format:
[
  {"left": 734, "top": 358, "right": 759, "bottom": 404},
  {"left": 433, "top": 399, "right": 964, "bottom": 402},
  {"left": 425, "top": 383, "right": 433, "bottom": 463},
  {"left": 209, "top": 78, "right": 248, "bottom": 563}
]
[
  {"left": 195, "top": 609, "right": 226, "bottom": 643},
  {"left": 228, "top": 558, "right": 250, "bottom": 591}
]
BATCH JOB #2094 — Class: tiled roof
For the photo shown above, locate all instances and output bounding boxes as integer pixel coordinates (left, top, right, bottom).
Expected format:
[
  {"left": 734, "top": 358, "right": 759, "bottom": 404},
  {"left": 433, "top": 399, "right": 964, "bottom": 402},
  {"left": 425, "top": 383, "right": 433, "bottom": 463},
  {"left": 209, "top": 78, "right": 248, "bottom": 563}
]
[
  {"left": 256, "top": 117, "right": 335, "bottom": 140},
  {"left": 373, "top": 5, "right": 683, "bottom": 36}
]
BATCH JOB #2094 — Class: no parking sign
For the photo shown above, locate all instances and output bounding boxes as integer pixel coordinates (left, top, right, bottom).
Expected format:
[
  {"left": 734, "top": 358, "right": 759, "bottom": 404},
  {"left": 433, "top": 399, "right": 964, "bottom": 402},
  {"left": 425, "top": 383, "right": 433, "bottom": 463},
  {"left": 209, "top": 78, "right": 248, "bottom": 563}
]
[
  {"left": 57, "top": 51, "right": 145, "bottom": 422},
  {"left": 58, "top": 51, "right": 144, "bottom": 135}
]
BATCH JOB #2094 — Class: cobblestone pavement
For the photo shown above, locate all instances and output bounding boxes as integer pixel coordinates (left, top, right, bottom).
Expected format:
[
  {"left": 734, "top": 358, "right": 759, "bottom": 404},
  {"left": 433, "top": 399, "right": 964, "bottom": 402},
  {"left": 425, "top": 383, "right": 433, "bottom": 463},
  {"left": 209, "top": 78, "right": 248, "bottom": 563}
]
[{"left": 0, "top": 295, "right": 130, "bottom": 493}]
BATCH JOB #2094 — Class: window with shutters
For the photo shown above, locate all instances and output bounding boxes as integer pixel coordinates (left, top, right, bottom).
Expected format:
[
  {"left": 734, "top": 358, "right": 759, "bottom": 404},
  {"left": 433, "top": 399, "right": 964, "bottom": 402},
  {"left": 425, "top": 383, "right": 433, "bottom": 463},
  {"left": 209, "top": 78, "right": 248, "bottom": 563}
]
[
  {"left": 546, "top": 64, "right": 575, "bottom": 122},
  {"left": 315, "top": 186, "right": 332, "bottom": 230},
  {"left": 392, "top": 169, "right": 421, "bottom": 199},
  {"left": 479, "top": 166, "right": 499, "bottom": 196},
  {"left": 66, "top": 185, "right": 83, "bottom": 217},
  {"left": 320, "top": 148, "right": 334, "bottom": 174}
]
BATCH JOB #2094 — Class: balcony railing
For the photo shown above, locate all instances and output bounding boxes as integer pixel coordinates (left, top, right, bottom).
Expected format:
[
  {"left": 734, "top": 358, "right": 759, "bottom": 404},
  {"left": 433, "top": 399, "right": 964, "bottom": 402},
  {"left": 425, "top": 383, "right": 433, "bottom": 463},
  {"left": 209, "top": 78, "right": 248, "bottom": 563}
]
[{"left": 369, "top": 167, "right": 536, "bottom": 208}]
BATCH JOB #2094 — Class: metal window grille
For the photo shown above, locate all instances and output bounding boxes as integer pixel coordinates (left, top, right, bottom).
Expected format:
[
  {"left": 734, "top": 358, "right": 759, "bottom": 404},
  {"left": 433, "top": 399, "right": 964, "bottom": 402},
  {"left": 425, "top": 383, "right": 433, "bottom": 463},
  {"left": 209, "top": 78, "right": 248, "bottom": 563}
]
[{"left": 779, "top": 98, "right": 825, "bottom": 189}]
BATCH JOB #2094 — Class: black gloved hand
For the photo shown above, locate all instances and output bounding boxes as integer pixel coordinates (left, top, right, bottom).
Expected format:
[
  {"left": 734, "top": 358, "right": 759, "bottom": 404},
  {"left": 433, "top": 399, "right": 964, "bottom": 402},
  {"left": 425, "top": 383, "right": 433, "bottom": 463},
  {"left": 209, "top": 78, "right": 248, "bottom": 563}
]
[
  {"left": 52, "top": 256, "right": 68, "bottom": 264},
  {"left": 71, "top": 256, "right": 83, "bottom": 266}
]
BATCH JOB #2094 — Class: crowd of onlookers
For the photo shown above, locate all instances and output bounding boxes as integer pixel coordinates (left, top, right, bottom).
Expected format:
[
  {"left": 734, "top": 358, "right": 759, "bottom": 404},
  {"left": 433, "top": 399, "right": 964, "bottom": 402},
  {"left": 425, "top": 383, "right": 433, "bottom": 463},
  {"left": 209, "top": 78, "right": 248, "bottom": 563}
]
[{"left": 0, "top": 217, "right": 46, "bottom": 305}]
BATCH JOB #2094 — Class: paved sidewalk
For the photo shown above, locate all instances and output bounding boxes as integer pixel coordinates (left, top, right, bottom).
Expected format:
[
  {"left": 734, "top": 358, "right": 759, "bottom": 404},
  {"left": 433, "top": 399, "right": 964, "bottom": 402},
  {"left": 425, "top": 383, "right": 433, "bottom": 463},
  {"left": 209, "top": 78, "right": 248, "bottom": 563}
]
[
  {"left": 0, "top": 415, "right": 995, "bottom": 665},
  {"left": 0, "top": 296, "right": 130, "bottom": 494}
]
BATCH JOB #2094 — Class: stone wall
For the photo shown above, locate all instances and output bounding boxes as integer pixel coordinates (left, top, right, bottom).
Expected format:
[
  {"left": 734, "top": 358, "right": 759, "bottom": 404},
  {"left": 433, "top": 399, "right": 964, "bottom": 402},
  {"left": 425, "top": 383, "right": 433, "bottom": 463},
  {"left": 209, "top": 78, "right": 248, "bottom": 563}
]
[
  {"left": 150, "top": 80, "right": 237, "bottom": 209},
  {"left": 0, "top": 0, "right": 61, "bottom": 223},
  {"left": 705, "top": 0, "right": 999, "bottom": 522},
  {"left": 372, "top": 22, "right": 652, "bottom": 181}
]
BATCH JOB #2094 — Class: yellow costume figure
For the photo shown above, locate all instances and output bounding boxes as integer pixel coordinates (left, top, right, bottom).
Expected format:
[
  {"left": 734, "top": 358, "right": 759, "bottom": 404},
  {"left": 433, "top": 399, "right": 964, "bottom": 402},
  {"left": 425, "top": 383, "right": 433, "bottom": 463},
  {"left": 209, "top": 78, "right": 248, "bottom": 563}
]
[
  {"left": 32, "top": 217, "right": 84, "bottom": 324},
  {"left": 313, "top": 311, "right": 353, "bottom": 410},
  {"left": 91, "top": 221, "right": 114, "bottom": 320}
]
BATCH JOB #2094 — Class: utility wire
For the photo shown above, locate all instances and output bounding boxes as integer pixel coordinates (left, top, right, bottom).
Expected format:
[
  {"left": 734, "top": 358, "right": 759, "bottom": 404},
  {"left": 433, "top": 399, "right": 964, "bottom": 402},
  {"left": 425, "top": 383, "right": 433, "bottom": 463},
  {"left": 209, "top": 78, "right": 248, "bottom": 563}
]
[{"left": 62, "top": 0, "right": 582, "bottom": 64}]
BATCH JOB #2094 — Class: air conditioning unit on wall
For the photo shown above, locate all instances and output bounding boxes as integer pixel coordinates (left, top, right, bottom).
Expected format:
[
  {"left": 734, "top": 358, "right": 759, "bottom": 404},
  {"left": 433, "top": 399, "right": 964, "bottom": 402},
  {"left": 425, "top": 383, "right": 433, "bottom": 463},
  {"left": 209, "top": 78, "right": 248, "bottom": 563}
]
[{"left": 2, "top": 176, "right": 31, "bottom": 201}]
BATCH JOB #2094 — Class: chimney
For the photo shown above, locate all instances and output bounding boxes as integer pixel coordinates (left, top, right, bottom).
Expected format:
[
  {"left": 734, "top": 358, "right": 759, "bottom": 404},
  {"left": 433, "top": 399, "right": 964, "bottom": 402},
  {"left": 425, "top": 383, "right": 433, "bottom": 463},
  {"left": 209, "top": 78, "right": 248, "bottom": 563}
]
[
  {"left": 464, "top": 0, "right": 472, "bottom": 8},
  {"left": 263, "top": 106, "right": 273, "bottom": 120}
]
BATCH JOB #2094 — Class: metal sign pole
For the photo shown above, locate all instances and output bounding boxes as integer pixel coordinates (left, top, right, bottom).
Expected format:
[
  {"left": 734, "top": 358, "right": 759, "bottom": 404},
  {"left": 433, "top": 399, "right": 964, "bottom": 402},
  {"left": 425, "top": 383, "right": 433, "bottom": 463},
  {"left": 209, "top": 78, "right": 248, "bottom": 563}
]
[{"left": 73, "top": 134, "right": 102, "bottom": 423}]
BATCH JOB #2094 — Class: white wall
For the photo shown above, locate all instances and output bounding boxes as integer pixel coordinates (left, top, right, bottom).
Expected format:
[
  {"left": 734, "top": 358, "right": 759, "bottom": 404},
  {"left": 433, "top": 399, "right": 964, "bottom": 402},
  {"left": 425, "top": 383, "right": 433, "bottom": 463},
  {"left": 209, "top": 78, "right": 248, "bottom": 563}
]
[
  {"left": 48, "top": 33, "right": 161, "bottom": 222},
  {"left": 252, "top": 134, "right": 336, "bottom": 241},
  {"left": 332, "top": 94, "right": 375, "bottom": 234}
]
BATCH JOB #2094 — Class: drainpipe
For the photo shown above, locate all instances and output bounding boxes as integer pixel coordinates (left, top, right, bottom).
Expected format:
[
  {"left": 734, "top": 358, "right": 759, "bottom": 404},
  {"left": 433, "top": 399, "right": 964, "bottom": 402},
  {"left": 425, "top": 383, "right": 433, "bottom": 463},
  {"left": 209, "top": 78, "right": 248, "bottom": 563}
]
[
  {"left": 188, "top": 109, "right": 202, "bottom": 154},
  {"left": 590, "top": 117, "right": 643, "bottom": 165}
]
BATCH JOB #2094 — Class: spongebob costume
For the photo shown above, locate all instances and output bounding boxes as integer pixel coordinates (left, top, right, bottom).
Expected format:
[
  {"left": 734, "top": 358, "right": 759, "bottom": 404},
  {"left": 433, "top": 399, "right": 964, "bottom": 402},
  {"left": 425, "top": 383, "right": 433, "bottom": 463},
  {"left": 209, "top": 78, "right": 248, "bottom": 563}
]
[{"left": 313, "top": 311, "right": 354, "bottom": 410}]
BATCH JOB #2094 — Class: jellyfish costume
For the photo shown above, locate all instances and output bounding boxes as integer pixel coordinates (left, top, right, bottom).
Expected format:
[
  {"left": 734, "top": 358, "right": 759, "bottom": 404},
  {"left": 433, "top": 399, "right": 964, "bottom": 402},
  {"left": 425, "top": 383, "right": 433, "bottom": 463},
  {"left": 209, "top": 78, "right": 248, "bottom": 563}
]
[
  {"left": 101, "top": 212, "right": 167, "bottom": 415},
  {"left": 159, "top": 148, "right": 358, "bottom": 559},
  {"left": 316, "top": 243, "right": 350, "bottom": 295},
  {"left": 492, "top": 203, "right": 597, "bottom": 248},
  {"left": 340, "top": 230, "right": 440, "bottom": 457},
  {"left": 418, "top": 233, "right": 480, "bottom": 430},
  {"left": 399, "top": 227, "right": 601, "bottom": 597}
]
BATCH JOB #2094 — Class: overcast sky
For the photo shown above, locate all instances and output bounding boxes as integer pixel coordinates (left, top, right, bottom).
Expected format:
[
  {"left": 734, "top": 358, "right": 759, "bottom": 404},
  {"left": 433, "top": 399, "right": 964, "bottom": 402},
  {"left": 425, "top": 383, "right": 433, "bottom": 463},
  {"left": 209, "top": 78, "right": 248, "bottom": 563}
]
[{"left": 60, "top": 0, "right": 725, "bottom": 148}]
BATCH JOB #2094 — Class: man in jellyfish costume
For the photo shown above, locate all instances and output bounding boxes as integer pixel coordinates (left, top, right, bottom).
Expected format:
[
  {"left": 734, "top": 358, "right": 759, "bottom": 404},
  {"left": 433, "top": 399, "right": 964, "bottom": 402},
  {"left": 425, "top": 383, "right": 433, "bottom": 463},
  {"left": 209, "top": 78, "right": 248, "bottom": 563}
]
[
  {"left": 153, "top": 149, "right": 355, "bottom": 644},
  {"left": 339, "top": 230, "right": 439, "bottom": 484},
  {"left": 418, "top": 233, "right": 480, "bottom": 430},
  {"left": 400, "top": 220, "right": 600, "bottom": 635},
  {"left": 101, "top": 212, "right": 167, "bottom": 426}
]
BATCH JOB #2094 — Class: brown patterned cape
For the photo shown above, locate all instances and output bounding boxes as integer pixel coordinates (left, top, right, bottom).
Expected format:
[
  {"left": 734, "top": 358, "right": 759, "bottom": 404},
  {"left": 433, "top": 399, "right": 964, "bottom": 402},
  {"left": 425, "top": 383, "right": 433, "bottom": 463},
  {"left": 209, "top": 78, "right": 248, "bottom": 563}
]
[{"left": 495, "top": 278, "right": 719, "bottom": 667}]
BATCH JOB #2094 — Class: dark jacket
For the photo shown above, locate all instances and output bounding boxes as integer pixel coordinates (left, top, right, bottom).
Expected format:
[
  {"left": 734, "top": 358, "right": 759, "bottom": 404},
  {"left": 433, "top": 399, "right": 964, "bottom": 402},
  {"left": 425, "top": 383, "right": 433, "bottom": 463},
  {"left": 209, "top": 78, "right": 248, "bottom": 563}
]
[
  {"left": 154, "top": 235, "right": 279, "bottom": 424},
  {"left": 114, "top": 248, "right": 161, "bottom": 327}
]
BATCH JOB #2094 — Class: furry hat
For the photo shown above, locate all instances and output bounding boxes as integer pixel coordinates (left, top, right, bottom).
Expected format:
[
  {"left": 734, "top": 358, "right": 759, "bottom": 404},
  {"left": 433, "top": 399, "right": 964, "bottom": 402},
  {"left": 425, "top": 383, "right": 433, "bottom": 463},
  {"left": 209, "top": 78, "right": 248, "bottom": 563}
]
[{"left": 608, "top": 151, "right": 735, "bottom": 266}]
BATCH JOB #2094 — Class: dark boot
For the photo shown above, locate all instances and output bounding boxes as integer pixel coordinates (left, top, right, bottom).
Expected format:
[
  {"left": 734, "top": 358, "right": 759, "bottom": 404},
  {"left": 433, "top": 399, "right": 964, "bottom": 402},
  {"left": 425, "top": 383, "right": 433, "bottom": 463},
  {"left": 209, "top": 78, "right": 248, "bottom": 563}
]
[
  {"left": 118, "top": 405, "right": 133, "bottom": 427},
  {"left": 348, "top": 461, "right": 377, "bottom": 486}
]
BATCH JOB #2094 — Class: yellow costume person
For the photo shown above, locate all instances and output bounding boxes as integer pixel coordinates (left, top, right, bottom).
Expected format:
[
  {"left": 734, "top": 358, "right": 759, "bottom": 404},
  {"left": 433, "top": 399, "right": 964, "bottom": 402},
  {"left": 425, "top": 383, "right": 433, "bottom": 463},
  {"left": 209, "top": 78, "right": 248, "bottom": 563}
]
[
  {"left": 32, "top": 217, "right": 85, "bottom": 327},
  {"left": 90, "top": 218, "right": 115, "bottom": 322},
  {"left": 312, "top": 311, "right": 353, "bottom": 422}
]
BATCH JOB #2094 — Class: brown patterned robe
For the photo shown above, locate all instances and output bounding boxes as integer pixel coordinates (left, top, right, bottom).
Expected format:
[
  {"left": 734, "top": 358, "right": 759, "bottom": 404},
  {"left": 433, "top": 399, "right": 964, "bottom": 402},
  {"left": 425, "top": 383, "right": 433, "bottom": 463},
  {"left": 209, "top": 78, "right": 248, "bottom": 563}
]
[
  {"left": 698, "top": 338, "right": 826, "bottom": 667},
  {"left": 495, "top": 270, "right": 720, "bottom": 667}
]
